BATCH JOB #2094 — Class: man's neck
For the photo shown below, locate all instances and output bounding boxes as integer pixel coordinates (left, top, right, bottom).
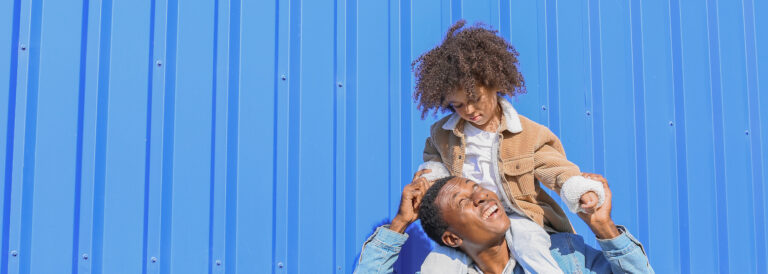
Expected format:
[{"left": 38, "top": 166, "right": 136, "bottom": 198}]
[{"left": 467, "top": 239, "right": 510, "bottom": 274}]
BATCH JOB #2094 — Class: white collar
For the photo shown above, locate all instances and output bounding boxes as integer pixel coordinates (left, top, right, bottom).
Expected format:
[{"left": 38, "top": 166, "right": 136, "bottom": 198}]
[{"left": 441, "top": 96, "right": 523, "bottom": 133}]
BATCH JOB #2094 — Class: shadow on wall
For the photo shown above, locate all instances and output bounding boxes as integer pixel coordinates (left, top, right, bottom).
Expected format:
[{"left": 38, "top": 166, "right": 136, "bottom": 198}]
[{"left": 354, "top": 219, "right": 435, "bottom": 273}]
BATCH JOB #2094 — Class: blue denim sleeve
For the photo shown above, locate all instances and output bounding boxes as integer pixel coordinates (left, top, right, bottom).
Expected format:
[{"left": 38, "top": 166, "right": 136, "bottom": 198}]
[
  {"left": 596, "top": 226, "right": 655, "bottom": 274},
  {"left": 354, "top": 225, "right": 409, "bottom": 274}
]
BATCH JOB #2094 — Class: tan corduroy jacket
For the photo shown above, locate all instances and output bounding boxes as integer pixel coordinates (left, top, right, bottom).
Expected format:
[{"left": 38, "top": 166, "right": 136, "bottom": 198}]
[{"left": 420, "top": 98, "right": 604, "bottom": 233}]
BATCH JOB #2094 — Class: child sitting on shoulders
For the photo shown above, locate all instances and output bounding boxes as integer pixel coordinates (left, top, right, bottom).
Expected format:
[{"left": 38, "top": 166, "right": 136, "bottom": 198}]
[{"left": 413, "top": 20, "right": 605, "bottom": 274}]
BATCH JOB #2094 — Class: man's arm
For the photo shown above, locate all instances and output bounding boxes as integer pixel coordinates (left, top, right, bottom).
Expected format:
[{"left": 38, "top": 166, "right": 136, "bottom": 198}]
[
  {"left": 354, "top": 170, "right": 431, "bottom": 274},
  {"left": 595, "top": 226, "right": 654, "bottom": 274},
  {"left": 578, "top": 173, "right": 654, "bottom": 274},
  {"left": 354, "top": 225, "right": 409, "bottom": 274}
]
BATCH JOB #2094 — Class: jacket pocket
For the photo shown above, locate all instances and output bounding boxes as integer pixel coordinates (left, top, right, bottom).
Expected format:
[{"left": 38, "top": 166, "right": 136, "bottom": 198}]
[
  {"left": 502, "top": 156, "right": 534, "bottom": 176},
  {"left": 502, "top": 156, "right": 536, "bottom": 196}
]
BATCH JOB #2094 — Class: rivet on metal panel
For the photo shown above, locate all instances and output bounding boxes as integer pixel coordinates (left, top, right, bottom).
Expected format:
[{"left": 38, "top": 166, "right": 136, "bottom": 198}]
[
  {"left": 541, "top": 105, "right": 547, "bottom": 111},
  {"left": 337, "top": 82, "right": 343, "bottom": 87},
  {"left": 156, "top": 60, "right": 163, "bottom": 67},
  {"left": 151, "top": 257, "right": 158, "bottom": 263},
  {"left": 669, "top": 121, "right": 674, "bottom": 126},
  {"left": 10, "top": 250, "right": 18, "bottom": 257},
  {"left": 585, "top": 111, "right": 591, "bottom": 116},
  {"left": 281, "top": 74, "right": 287, "bottom": 81},
  {"left": 19, "top": 44, "right": 26, "bottom": 51},
  {"left": 82, "top": 253, "right": 89, "bottom": 260},
  {"left": 215, "top": 260, "right": 222, "bottom": 266},
  {"left": 277, "top": 262, "right": 284, "bottom": 268}
]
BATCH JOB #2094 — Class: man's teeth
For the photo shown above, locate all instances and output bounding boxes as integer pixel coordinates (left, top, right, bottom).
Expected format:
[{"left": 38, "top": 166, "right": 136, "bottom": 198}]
[{"left": 483, "top": 204, "right": 498, "bottom": 219}]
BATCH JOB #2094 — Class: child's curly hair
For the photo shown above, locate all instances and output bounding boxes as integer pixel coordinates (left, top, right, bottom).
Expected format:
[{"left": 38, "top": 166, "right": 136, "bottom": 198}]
[{"left": 411, "top": 20, "right": 526, "bottom": 118}]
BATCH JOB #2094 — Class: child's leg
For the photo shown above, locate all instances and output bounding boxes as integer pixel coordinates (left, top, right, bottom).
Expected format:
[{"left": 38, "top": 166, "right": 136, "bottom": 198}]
[{"left": 507, "top": 213, "right": 564, "bottom": 274}]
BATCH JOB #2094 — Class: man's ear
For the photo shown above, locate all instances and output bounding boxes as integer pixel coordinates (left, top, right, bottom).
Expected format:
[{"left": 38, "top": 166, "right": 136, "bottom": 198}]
[{"left": 441, "top": 231, "right": 462, "bottom": 248}]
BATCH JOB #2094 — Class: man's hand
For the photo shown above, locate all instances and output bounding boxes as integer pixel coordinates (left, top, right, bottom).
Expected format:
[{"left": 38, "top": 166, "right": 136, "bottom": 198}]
[
  {"left": 390, "top": 169, "right": 432, "bottom": 233},
  {"left": 577, "top": 172, "right": 620, "bottom": 239}
]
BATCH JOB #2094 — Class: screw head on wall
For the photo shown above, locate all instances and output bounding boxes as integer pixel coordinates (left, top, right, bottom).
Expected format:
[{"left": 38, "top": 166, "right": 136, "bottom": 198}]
[
  {"left": 82, "top": 253, "right": 89, "bottom": 260},
  {"left": 10, "top": 250, "right": 18, "bottom": 257},
  {"left": 151, "top": 257, "right": 158, "bottom": 263}
]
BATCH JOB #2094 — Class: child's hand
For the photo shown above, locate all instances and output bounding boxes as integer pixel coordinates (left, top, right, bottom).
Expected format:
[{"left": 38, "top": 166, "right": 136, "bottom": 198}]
[
  {"left": 579, "top": 191, "right": 599, "bottom": 214},
  {"left": 579, "top": 172, "right": 607, "bottom": 214}
]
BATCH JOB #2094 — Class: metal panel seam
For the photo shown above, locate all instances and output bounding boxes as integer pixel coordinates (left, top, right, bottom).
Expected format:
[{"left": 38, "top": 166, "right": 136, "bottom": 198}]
[
  {"left": 629, "top": 0, "right": 649, "bottom": 251},
  {"left": 668, "top": 0, "right": 691, "bottom": 272},
  {"left": 159, "top": 0, "right": 179, "bottom": 271},
  {"left": 71, "top": 0, "right": 91, "bottom": 272},
  {"left": 1, "top": 0, "right": 21, "bottom": 271},
  {"left": 704, "top": 0, "right": 730, "bottom": 272},
  {"left": 741, "top": 0, "right": 766, "bottom": 271}
]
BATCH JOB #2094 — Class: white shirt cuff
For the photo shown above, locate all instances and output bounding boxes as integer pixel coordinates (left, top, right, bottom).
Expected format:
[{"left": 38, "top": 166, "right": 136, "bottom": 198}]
[{"left": 417, "top": 161, "right": 451, "bottom": 181}]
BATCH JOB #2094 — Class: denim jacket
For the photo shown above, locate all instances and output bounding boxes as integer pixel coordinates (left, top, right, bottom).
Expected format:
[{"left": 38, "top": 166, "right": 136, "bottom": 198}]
[{"left": 354, "top": 225, "right": 653, "bottom": 274}]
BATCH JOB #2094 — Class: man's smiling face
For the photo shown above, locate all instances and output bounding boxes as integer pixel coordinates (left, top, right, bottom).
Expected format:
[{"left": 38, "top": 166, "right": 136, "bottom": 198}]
[{"left": 437, "top": 177, "right": 510, "bottom": 248}]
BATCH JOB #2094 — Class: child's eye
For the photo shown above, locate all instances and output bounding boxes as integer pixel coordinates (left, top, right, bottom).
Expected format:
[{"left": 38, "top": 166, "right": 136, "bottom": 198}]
[{"left": 452, "top": 104, "right": 463, "bottom": 109}]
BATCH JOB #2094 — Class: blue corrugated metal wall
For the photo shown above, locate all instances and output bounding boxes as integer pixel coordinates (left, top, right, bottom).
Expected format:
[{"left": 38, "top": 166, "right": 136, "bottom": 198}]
[{"left": 1, "top": 0, "right": 767, "bottom": 273}]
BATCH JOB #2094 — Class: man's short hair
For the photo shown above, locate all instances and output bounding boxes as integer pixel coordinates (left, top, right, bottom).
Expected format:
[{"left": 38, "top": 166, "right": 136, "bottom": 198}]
[{"left": 419, "top": 176, "right": 455, "bottom": 247}]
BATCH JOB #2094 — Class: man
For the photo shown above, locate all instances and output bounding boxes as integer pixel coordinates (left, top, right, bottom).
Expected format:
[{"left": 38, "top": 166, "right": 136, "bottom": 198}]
[{"left": 355, "top": 171, "right": 653, "bottom": 273}]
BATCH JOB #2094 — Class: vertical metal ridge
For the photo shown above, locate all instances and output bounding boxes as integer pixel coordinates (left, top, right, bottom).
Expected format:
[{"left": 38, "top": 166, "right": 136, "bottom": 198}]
[
  {"left": 742, "top": 0, "right": 766, "bottom": 270},
  {"left": 451, "top": 0, "right": 461, "bottom": 23},
  {"left": 15, "top": 0, "right": 42, "bottom": 273},
  {"left": 11, "top": 0, "right": 42, "bottom": 272},
  {"left": 705, "top": 0, "right": 729, "bottom": 272},
  {"left": 273, "top": 0, "right": 290, "bottom": 271},
  {"left": 159, "top": 0, "right": 179, "bottom": 271},
  {"left": 224, "top": 0, "right": 240, "bottom": 272},
  {"left": 71, "top": 0, "right": 91, "bottom": 273},
  {"left": 18, "top": 0, "right": 43, "bottom": 271},
  {"left": 629, "top": 0, "right": 649, "bottom": 251},
  {"left": 587, "top": 0, "right": 604, "bottom": 175},
  {"left": 209, "top": 0, "right": 229, "bottom": 272},
  {"left": 1, "top": 0, "right": 22, "bottom": 271},
  {"left": 273, "top": 0, "right": 283, "bottom": 272},
  {"left": 344, "top": 0, "right": 357, "bottom": 270},
  {"left": 544, "top": 0, "right": 559, "bottom": 131},
  {"left": 668, "top": 0, "right": 690, "bottom": 272},
  {"left": 286, "top": 0, "right": 302, "bottom": 270},
  {"left": 207, "top": 1, "right": 220, "bottom": 273},
  {"left": 332, "top": 0, "right": 341, "bottom": 271},
  {"left": 141, "top": 0, "right": 157, "bottom": 273},
  {"left": 499, "top": 0, "right": 509, "bottom": 41},
  {"left": 386, "top": 0, "right": 393, "bottom": 224},
  {"left": 145, "top": 0, "right": 167, "bottom": 271},
  {"left": 91, "top": 0, "right": 114, "bottom": 272},
  {"left": 398, "top": 0, "right": 411, "bottom": 231},
  {"left": 386, "top": 0, "right": 403, "bottom": 260}
]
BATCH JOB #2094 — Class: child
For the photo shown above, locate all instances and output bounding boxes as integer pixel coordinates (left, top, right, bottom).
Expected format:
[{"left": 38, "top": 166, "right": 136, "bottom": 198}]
[{"left": 413, "top": 20, "right": 605, "bottom": 273}]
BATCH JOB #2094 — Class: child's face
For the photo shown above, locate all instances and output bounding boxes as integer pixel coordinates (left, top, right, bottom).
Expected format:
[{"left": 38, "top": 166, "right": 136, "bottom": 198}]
[{"left": 444, "top": 85, "right": 499, "bottom": 128}]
